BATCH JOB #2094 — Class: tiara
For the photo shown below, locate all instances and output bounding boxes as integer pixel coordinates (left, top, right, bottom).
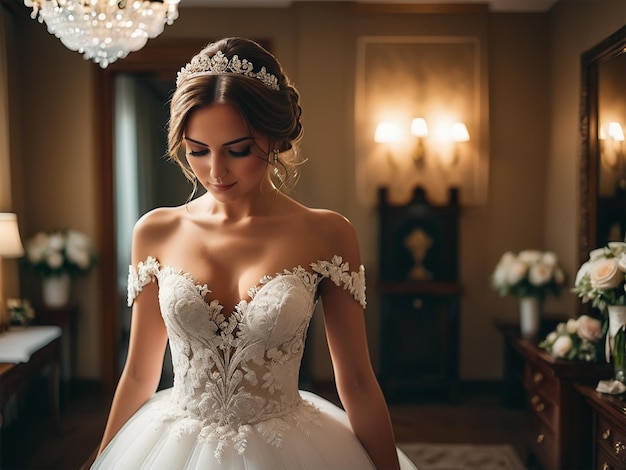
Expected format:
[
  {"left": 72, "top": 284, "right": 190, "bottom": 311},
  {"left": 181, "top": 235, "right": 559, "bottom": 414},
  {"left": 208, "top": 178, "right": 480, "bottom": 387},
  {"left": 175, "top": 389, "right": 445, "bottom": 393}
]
[{"left": 176, "top": 51, "right": 280, "bottom": 91}]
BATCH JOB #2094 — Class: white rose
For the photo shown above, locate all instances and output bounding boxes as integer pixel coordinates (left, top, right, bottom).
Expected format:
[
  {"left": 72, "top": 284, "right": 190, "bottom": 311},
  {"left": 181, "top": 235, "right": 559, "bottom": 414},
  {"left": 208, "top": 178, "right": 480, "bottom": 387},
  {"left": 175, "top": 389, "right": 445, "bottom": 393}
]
[
  {"left": 505, "top": 260, "right": 528, "bottom": 285},
  {"left": 566, "top": 318, "right": 579, "bottom": 334},
  {"left": 589, "top": 247, "right": 607, "bottom": 261},
  {"left": 518, "top": 250, "right": 542, "bottom": 264},
  {"left": 575, "top": 261, "right": 592, "bottom": 286},
  {"left": 67, "top": 245, "right": 90, "bottom": 269},
  {"left": 46, "top": 250, "right": 64, "bottom": 269},
  {"left": 542, "top": 251, "right": 558, "bottom": 267},
  {"left": 48, "top": 233, "right": 65, "bottom": 251},
  {"left": 529, "top": 263, "right": 551, "bottom": 286},
  {"left": 617, "top": 253, "right": 626, "bottom": 273},
  {"left": 498, "top": 252, "right": 516, "bottom": 265},
  {"left": 608, "top": 241, "right": 626, "bottom": 256},
  {"left": 552, "top": 335, "right": 573, "bottom": 358},
  {"left": 590, "top": 258, "right": 623, "bottom": 289},
  {"left": 492, "top": 265, "right": 508, "bottom": 288},
  {"left": 546, "top": 331, "right": 558, "bottom": 343},
  {"left": 577, "top": 315, "right": 603, "bottom": 342}
]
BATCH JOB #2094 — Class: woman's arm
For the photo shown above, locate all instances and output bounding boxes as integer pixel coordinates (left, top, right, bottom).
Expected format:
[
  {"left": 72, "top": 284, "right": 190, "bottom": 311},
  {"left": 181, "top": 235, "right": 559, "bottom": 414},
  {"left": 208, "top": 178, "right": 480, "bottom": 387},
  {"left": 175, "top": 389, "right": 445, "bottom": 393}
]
[
  {"left": 319, "top": 215, "right": 400, "bottom": 470},
  {"left": 95, "top": 218, "right": 169, "bottom": 457}
]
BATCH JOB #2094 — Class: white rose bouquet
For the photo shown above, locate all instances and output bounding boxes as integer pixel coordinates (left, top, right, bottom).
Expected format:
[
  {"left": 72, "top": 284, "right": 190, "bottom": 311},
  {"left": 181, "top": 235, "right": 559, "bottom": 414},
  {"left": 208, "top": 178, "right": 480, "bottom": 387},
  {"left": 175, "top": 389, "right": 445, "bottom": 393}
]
[
  {"left": 24, "top": 229, "right": 97, "bottom": 278},
  {"left": 539, "top": 315, "right": 604, "bottom": 362},
  {"left": 573, "top": 241, "right": 626, "bottom": 309},
  {"left": 491, "top": 250, "right": 566, "bottom": 299}
]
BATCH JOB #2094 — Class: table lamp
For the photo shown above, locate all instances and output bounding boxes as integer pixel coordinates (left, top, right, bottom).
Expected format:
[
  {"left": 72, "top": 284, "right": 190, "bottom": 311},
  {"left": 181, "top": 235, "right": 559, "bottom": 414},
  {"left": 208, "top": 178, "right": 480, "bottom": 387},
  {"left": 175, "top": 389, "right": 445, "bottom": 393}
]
[{"left": 0, "top": 213, "right": 24, "bottom": 332}]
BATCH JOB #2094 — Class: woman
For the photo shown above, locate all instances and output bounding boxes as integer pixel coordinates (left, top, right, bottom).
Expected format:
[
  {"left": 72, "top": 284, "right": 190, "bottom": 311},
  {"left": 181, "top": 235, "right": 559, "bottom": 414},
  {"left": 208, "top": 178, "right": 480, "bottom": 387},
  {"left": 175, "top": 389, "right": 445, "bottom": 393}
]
[{"left": 91, "top": 37, "right": 416, "bottom": 470}]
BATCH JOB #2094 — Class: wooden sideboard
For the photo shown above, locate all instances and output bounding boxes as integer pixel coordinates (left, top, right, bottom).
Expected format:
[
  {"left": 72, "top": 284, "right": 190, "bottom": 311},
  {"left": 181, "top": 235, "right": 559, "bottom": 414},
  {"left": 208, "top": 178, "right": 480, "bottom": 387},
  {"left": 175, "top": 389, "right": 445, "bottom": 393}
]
[
  {"left": 576, "top": 384, "right": 626, "bottom": 470},
  {"left": 0, "top": 326, "right": 63, "bottom": 431},
  {"left": 508, "top": 337, "right": 613, "bottom": 469}
]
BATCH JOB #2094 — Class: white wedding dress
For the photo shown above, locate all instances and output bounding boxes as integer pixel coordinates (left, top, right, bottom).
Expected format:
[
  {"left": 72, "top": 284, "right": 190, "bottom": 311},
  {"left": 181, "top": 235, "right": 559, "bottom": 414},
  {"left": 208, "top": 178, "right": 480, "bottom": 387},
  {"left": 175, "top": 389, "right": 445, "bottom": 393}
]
[{"left": 91, "top": 255, "right": 417, "bottom": 469}]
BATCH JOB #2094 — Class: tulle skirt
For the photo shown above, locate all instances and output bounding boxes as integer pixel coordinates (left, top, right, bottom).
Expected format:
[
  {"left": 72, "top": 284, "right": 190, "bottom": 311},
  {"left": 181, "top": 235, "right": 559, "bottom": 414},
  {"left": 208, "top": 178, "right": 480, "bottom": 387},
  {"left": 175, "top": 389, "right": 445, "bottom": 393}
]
[{"left": 91, "top": 388, "right": 417, "bottom": 469}]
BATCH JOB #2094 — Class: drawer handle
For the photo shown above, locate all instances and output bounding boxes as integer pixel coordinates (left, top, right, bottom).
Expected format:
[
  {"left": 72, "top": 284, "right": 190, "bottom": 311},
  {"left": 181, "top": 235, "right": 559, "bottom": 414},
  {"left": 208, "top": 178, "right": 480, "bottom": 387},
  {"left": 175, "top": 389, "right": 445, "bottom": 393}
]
[
  {"left": 530, "top": 395, "right": 541, "bottom": 405},
  {"left": 603, "top": 428, "right": 611, "bottom": 440},
  {"left": 615, "top": 441, "right": 625, "bottom": 456},
  {"left": 533, "top": 372, "right": 543, "bottom": 384},
  {"left": 602, "top": 463, "right": 610, "bottom": 470},
  {"left": 533, "top": 402, "right": 545, "bottom": 413},
  {"left": 412, "top": 298, "right": 423, "bottom": 310},
  {"left": 536, "top": 434, "right": 544, "bottom": 444}
]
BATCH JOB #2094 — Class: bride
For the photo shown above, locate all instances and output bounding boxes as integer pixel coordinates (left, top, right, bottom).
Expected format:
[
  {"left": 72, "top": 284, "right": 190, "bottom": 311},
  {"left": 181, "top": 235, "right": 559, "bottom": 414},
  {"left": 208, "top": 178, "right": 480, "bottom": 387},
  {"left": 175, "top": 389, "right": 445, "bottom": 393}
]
[{"left": 90, "top": 37, "right": 416, "bottom": 470}]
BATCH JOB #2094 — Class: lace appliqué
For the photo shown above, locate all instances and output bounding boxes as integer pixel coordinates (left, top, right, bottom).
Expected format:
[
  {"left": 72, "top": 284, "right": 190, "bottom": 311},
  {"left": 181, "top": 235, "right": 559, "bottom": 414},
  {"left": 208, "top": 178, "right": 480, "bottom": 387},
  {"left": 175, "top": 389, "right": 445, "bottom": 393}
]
[
  {"left": 311, "top": 255, "right": 367, "bottom": 308},
  {"left": 125, "top": 255, "right": 366, "bottom": 462}
]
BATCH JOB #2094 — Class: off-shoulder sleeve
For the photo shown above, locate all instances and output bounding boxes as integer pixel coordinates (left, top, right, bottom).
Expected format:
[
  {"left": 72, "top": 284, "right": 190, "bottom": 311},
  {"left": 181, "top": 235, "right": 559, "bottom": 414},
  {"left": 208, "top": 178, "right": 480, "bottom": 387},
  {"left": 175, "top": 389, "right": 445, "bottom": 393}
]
[
  {"left": 310, "top": 255, "right": 366, "bottom": 308},
  {"left": 127, "top": 256, "right": 160, "bottom": 306}
]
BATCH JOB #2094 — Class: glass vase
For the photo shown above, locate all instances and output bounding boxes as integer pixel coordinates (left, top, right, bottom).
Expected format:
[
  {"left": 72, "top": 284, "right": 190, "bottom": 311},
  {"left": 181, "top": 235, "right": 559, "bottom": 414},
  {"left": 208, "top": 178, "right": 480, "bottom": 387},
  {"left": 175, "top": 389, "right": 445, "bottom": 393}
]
[
  {"left": 606, "top": 305, "right": 626, "bottom": 383},
  {"left": 519, "top": 296, "right": 541, "bottom": 339},
  {"left": 42, "top": 274, "right": 71, "bottom": 308}
]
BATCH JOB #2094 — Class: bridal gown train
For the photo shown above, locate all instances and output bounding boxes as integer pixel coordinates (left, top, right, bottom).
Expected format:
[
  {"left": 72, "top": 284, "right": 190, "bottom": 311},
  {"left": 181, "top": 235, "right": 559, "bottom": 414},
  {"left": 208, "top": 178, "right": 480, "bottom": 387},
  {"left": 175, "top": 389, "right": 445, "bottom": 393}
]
[{"left": 91, "top": 255, "right": 417, "bottom": 469}]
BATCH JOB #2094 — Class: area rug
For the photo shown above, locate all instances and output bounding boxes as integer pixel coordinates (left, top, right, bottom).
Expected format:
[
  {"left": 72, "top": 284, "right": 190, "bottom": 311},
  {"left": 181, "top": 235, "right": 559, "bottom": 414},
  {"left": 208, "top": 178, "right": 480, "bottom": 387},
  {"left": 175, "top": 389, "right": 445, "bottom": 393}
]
[{"left": 398, "top": 443, "right": 527, "bottom": 470}]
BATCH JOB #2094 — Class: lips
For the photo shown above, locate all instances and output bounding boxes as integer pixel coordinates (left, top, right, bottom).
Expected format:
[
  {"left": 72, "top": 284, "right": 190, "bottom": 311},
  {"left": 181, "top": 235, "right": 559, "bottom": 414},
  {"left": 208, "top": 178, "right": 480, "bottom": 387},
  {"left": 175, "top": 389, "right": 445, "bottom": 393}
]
[{"left": 212, "top": 182, "right": 237, "bottom": 191}]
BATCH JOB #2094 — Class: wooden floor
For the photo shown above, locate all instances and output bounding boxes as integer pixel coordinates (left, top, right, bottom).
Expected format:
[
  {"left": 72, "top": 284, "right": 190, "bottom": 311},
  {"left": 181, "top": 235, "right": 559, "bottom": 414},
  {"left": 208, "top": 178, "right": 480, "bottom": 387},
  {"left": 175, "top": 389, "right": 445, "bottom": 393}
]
[{"left": 0, "top": 381, "right": 530, "bottom": 470}]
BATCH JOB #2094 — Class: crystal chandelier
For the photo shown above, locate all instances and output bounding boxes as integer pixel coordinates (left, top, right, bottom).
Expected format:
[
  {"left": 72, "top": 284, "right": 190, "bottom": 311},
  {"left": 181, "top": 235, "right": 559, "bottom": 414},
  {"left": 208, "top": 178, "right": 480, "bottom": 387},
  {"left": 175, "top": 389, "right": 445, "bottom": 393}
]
[{"left": 24, "top": 0, "right": 180, "bottom": 68}]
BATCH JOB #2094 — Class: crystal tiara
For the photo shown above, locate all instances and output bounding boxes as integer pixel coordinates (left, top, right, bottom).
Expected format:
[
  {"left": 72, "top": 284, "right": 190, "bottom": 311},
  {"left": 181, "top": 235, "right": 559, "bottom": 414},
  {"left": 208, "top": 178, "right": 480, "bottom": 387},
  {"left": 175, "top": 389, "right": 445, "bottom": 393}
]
[{"left": 176, "top": 51, "right": 280, "bottom": 91}]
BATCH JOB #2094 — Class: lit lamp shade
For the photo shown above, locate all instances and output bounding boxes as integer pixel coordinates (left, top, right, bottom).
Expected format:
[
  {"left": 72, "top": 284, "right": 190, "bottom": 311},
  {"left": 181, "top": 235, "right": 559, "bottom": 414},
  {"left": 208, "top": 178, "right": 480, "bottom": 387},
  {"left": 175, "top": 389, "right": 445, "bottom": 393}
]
[{"left": 0, "top": 213, "right": 24, "bottom": 258}]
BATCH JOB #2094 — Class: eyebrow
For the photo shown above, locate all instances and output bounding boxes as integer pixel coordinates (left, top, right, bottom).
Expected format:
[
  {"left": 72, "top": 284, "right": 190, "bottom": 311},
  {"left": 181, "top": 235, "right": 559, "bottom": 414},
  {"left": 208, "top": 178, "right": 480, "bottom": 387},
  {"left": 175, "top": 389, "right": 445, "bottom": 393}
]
[{"left": 184, "top": 136, "right": 254, "bottom": 147}]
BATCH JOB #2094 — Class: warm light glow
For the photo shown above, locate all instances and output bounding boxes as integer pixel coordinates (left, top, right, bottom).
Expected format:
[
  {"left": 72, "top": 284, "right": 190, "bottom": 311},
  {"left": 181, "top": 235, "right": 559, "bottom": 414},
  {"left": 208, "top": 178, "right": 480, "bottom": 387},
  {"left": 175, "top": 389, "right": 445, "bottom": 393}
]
[
  {"left": 0, "top": 213, "right": 24, "bottom": 258},
  {"left": 450, "top": 122, "right": 470, "bottom": 142},
  {"left": 410, "top": 118, "right": 429, "bottom": 137},
  {"left": 374, "top": 121, "right": 401, "bottom": 143},
  {"left": 608, "top": 121, "right": 625, "bottom": 141},
  {"left": 24, "top": 0, "right": 180, "bottom": 68}
]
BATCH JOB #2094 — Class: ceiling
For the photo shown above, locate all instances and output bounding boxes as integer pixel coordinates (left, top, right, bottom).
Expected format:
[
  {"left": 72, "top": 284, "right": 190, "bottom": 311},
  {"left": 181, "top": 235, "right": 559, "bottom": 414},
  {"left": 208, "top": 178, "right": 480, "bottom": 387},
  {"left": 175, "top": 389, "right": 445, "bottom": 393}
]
[{"left": 179, "top": 0, "right": 560, "bottom": 12}]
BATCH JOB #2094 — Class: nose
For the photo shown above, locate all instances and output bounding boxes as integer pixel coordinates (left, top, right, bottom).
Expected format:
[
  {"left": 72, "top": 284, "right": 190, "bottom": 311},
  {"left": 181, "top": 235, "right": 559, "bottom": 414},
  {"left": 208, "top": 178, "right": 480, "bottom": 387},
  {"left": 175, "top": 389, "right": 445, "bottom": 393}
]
[{"left": 209, "top": 152, "right": 228, "bottom": 181}]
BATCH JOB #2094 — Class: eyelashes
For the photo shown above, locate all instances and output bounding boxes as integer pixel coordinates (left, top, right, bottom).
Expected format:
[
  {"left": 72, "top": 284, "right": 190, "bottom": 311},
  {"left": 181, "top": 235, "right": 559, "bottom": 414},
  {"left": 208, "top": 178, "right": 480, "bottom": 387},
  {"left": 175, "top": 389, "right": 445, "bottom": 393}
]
[{"left": 187, "top": 147, "right": 252, "bottom": 158}]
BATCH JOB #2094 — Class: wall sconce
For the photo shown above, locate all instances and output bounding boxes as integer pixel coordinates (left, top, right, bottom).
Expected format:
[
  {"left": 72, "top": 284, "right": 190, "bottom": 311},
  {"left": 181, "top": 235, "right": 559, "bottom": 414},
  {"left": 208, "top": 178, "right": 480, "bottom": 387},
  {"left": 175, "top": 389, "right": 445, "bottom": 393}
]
[
  {"left": 410, "top": 117, "right": 428, "bottom": 168},
  {"left": 0, "top": 213, "right": 25, "bottom": 332},
  {"left": 374, "top": 121, "right": 401, "bottom": 170},
  {"left": 449, "top": 122, "right": 470, "bottom": 167},
  {"left": 374, "top": 118, "right": 470, "bottom": 170},
  {"left": 600, "top": 121, "right": 625, "bottom": 170}
]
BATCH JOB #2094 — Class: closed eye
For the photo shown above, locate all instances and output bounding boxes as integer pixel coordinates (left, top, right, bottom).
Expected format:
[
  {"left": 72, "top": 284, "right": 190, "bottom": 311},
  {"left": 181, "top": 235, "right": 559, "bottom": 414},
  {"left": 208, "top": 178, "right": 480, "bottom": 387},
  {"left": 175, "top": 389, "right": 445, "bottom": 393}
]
[
  {"left": 229, "top": 147, "right": 252, "bottom": 157},
  {"left": 188, "top": 149, "right": 209, "bottom": 157}
]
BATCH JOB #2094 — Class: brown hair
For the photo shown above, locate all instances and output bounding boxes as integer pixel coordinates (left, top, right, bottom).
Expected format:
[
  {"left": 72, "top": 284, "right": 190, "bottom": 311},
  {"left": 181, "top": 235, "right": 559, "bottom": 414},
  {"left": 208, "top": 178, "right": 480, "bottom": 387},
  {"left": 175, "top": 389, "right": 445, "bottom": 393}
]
[{"left": 168, "top": 37, "right": 304, "bottom": 191}]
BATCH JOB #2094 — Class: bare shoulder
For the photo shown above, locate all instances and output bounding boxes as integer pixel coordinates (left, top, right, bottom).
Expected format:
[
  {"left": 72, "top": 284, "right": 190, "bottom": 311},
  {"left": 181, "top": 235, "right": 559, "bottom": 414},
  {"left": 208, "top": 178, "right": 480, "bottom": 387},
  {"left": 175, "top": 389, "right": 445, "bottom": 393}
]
[
  {"left": 303, "top": 208, "right": 361, "bottom": 263},
  {"left": 131, "top": 206, "right": 185, "bottom": 262}
]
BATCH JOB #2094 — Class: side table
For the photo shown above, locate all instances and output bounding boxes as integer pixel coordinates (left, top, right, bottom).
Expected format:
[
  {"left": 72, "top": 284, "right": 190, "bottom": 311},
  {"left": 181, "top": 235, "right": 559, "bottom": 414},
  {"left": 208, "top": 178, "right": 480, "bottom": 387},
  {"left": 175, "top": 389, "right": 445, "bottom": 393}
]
[
  {"left": 511, "top": 338, "right": 613, "bottom": 469},
  {"left": 0, "top": 326, "right": 63, "bottom": 431},
  {"left": 34, "top": 305, "right": 78, "bottom": 401},
  {"left": 576, "top": 384, "right": 626, "bottom": 470}
]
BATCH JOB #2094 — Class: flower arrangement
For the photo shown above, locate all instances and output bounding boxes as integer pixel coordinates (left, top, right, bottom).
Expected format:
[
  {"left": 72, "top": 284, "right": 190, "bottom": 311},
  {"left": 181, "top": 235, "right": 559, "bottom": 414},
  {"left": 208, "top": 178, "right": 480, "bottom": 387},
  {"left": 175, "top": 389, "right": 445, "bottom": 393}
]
[
  {"left": 573, "top": 241, "right": 626, "bottom": 309},
  {"left": 539, "top": 315, "right": 604, "bottom": 362},
  {"left": 7, "top": 298, "right": 35, "bottom": 326},
  {"left": 491, "top": 250, "right": 566, "bottom": 299},
  {"left": 24, "top": 229, "right": 97, "bottom": 278}
]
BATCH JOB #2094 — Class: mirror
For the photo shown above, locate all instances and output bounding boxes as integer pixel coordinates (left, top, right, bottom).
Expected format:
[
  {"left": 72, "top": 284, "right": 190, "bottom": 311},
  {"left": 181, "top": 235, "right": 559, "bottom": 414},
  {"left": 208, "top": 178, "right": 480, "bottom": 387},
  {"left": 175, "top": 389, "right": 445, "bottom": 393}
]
[{"left": 579, "top": 25, "right": 626, "bottom": 267}]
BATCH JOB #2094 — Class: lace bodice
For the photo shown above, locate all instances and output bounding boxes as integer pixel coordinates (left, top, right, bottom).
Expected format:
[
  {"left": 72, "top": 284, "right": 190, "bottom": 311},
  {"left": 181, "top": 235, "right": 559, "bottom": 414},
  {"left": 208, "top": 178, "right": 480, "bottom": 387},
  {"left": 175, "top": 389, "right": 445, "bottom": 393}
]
[{"left": 127, "top": 256, "right": 366, "bottom": 460}]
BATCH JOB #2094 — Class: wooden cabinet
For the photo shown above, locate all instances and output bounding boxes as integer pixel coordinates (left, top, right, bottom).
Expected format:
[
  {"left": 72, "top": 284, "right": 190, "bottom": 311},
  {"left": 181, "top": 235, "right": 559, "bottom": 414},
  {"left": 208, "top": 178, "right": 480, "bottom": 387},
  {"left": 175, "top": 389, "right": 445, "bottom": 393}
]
[
  {"left": 512, "top": 339, "right": 613, "bottom": 469},
  {"left": 377, "top": 187, "right": 461, "bottom": 401},
  {"left": 577, "top": 384, "right": 626, "bottom": 470}
]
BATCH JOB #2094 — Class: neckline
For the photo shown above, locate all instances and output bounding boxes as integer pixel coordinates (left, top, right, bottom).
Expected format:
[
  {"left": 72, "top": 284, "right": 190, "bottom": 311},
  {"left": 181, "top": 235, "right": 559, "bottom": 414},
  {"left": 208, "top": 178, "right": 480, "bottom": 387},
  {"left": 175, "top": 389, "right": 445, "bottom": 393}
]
[{"left": 158, "top": 263, "right": 315, "bottom": 317}]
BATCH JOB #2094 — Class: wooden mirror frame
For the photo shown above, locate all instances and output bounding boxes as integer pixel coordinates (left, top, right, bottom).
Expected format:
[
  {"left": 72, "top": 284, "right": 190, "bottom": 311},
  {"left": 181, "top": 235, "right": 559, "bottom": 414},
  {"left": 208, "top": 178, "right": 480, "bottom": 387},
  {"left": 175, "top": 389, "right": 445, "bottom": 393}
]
[{"left": 579, "top": 25, "right": 626, "bottom": 268}]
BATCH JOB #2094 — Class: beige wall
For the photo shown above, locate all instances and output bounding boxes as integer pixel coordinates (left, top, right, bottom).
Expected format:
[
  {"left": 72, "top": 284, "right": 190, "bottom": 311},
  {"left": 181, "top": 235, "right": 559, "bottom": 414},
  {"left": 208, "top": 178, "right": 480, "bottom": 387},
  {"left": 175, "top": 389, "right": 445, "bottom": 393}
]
[{"left": 6, "top": 1, "right": 626, "bottom": 382}]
